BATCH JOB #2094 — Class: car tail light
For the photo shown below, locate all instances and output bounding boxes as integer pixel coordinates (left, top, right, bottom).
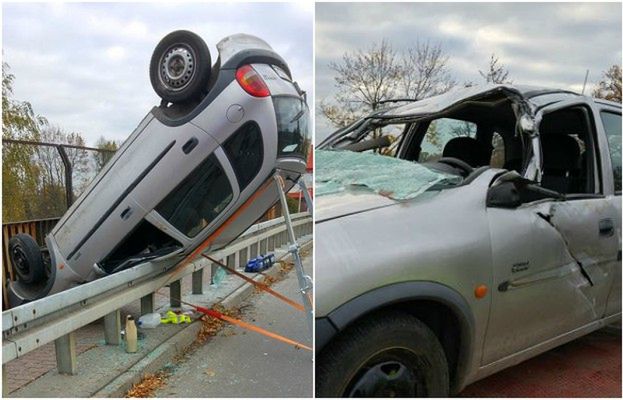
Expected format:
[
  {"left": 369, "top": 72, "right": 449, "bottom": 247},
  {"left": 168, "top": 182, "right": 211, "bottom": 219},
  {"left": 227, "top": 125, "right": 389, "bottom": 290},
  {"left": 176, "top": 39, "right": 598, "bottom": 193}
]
[{"left": 235, "top": 65, "right": 270, "bottom": 97}]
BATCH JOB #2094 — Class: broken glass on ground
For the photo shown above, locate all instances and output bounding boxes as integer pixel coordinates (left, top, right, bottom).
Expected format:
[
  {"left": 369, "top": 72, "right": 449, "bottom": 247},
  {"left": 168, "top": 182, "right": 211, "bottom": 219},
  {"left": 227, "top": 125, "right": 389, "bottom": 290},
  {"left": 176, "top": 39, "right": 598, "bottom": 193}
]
[{"left": 316, "top": 149, "right": 462, "bottom": 200}]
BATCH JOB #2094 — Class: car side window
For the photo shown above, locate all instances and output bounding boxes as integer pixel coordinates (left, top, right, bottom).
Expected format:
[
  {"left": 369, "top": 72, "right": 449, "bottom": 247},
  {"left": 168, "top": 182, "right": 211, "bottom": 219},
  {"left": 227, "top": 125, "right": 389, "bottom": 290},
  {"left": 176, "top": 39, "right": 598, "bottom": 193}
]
[
  {"left": 156, "top": 154, "right": 234, "bottom": 238},
  {"left": 223, "top": 121, "right": 264, "bottom": 191},
  {"left": 538, "top": 106, "right": 598, "bottom": 195},
  {"left": 599, "top": 111, "right": 622, "bottom": 193},
  {"left": 419, "top": 118, "right": 477, "bottom": 163}
]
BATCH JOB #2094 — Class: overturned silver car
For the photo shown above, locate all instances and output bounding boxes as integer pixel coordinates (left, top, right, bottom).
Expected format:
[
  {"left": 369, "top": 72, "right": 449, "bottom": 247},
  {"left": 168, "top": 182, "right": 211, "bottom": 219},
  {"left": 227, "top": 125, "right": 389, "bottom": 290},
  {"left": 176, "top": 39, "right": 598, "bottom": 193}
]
[
  {"left": 315, "top": 85, "right": 621, "bottom": 397},
  {"left": 8, "top": 31, "right": 310, "bottom": 305}
]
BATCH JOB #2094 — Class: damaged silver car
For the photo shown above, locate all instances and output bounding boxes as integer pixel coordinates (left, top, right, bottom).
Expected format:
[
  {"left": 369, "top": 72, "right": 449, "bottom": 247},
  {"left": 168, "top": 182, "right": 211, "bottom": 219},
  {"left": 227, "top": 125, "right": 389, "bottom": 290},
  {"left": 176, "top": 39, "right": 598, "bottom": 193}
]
[
  {"left": 315, "top": 85, "right": 621, "bottom": 397},
  {"left": 7, "top": 31, "right": 310, "bottom": 306}
]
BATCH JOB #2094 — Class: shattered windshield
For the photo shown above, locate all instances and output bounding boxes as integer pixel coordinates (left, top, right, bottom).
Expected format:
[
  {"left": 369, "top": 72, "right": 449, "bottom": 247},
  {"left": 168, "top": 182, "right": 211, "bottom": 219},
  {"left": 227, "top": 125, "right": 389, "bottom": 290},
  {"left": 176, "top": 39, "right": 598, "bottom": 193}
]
[{"left": 316, "top": 149, "right": 462, "bottom": 200}]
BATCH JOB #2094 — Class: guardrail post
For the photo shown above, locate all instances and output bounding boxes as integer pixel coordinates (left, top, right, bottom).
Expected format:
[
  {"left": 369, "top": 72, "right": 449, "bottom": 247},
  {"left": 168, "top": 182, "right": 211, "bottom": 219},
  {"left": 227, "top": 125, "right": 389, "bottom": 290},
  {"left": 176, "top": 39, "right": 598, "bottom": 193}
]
[
  {"left": 3, "top": 366, "right": 8, "bottom": 397},
  {"left": 141, "top": 293, "right": 155, "bottom": 315},
  {"left": 55, "top": 332, "right": 77, "bottom": 375},
  {"left": 239, "top": 248, "right": 248, "bottom": 269},
  {"left": 226, "top": 254, "right": 235, "bottom": 273},
  {"left": 170, "top": 280, "right": 181, "bottom": 308},
  {"left": 268, "top": 236, "right": 275, "bottom": 251},
  {"left": 192, "top": 269, "right": 203, "bottom": 294},
  {"left": 250, "top": 242, "right": 258, "bottom": 258},
  {"left": 103, "top": 310, "right": 121, "bottom": 345}
]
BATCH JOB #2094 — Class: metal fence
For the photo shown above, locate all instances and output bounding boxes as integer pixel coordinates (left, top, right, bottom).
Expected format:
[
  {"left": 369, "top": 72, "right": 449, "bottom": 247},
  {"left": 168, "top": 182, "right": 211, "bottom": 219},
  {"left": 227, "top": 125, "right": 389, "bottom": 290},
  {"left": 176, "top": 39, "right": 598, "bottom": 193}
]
[{"left": 2, "top": 212, "right": 312, "bottom": 376}]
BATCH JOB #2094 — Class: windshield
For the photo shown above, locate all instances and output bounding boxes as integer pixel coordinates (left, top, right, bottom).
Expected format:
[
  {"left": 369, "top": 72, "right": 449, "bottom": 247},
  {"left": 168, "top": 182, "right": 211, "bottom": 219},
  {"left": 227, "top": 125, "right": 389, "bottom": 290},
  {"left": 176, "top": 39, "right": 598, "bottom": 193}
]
[
  {"left": 274, "top": 96, "right": 311, "bottom": 158},
  {"left": 316, "top": 149, "right": 462, "bottom": 200}
]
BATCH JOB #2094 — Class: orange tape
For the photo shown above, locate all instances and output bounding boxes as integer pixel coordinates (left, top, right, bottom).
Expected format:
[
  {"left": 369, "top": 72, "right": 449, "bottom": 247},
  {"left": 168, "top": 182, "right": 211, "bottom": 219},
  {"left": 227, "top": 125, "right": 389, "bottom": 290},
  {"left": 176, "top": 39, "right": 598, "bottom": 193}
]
[
  {"left": 155, "top": 291, "right": 311, "bottom": 352},
  {"left": 203, "top": 255, "right": 305, "bottom": 312},
  {"left": 217, "top": 313, "right": 312, "bottom": 351}
]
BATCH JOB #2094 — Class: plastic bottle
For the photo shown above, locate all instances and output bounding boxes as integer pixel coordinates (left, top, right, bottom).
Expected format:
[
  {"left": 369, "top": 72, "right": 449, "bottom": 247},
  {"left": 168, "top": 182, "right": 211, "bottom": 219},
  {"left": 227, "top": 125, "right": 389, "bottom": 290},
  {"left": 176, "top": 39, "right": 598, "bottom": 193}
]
[
  {"left": 125, "top": 315, "right": 138, "bottom": 353},
  {"left": 137, "top": 313, "right": 161, "bottom": 329}
]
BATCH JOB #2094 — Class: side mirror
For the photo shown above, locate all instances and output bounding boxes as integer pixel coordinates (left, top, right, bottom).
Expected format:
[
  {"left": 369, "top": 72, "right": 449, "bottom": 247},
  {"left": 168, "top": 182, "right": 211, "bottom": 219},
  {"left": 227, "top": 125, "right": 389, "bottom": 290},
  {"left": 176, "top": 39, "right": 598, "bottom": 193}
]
[
  {"left": 487, "top": 173, "right": 564, "bottom": 209},
  {"left": 487, "top": 181, "right": 521, "bottom": 208}
]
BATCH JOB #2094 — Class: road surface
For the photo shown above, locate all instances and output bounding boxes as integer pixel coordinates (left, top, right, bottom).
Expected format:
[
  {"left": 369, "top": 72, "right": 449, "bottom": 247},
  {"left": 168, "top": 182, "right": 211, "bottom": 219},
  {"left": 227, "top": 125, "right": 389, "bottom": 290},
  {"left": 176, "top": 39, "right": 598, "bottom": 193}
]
[{"left": 155, "top": 251, "right": 313, "bottom": 398}]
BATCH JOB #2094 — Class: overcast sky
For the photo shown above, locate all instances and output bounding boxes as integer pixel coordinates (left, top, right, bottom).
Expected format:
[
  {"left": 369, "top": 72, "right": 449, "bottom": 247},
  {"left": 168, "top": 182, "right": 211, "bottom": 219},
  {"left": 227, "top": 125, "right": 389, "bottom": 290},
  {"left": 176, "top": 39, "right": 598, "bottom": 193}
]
[
  {"left": 3, "top": 2, "right": 313, "bottom": 145},
  {"left": 316, "top": 2, "right": 622, "bottom": 140}
]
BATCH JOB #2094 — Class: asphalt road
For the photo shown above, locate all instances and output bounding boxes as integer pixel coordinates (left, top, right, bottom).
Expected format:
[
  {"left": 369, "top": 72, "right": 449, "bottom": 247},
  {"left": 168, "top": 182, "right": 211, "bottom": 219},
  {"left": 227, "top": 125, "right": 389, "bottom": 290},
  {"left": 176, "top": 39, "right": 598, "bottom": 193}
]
[{"left": 155, "top": 251, "right": 313, "bottom": 398}]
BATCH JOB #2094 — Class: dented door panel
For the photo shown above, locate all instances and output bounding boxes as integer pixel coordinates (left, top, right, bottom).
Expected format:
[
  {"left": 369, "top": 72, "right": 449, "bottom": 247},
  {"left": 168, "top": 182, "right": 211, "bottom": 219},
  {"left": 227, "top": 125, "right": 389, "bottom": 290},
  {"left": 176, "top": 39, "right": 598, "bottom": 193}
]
[
  {"left": 483, "top": 200, "right": 604, "bottom": 365},
  {"left": 546, "top": 198, "right": 619, "bottom": 315}
]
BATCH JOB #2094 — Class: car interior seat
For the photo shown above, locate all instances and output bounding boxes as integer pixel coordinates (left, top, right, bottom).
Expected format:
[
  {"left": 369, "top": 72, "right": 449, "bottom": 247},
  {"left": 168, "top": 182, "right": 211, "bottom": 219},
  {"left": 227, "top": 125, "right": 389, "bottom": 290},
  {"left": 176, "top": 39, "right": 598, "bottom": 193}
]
[
  {"left": 540, "top": 134, "right": 581, "bottom": 194},
  {"left": 442, "top": 137, "right": 490, "bottom": 167}
]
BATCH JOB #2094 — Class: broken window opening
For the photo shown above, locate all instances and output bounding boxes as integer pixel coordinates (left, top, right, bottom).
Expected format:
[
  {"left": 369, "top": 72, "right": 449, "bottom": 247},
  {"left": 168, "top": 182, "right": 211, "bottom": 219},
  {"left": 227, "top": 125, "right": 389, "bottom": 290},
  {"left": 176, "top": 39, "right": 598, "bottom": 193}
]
[
  {"left": 321, "top": 90, "right": 530, "bottom": 183},
  {"left": 99, "top": 219, "right": 182, "bottom": 274},
  {"left": 538, "top": 105, "right": 600, "bottom": 195}
]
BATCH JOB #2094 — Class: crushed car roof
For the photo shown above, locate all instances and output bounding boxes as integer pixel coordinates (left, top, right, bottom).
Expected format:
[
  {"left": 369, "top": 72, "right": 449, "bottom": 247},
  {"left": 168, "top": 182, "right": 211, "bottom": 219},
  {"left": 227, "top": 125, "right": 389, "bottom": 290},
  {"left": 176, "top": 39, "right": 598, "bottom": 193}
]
[{"left": 381, "top": 84, "right": 582, "bottom": 118}]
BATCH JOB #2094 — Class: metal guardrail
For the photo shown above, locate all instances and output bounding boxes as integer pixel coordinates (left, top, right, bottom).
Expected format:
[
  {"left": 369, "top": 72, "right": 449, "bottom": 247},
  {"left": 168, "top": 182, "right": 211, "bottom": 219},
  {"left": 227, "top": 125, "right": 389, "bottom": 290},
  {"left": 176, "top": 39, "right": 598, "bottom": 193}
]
[{"left": 2, "top": 213, "right": 312, "bottom": 372}]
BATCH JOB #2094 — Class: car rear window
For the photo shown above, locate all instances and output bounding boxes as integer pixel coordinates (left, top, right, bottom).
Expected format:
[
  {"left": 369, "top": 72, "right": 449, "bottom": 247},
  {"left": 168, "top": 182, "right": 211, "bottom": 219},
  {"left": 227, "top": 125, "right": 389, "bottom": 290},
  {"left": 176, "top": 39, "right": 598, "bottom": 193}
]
[
  {"left": 156, "top": 154, "right": 233, "bottom": 237},
  {"left": 274, "top": 96, "right": 310, "bottom": 158}
]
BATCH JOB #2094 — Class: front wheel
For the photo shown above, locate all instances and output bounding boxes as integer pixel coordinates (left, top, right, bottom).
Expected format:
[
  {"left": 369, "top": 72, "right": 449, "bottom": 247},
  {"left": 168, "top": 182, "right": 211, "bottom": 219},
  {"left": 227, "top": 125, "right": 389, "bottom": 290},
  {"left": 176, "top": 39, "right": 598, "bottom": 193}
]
[{"left": 316, "top": 311, "right": 449, "bottom": 397}]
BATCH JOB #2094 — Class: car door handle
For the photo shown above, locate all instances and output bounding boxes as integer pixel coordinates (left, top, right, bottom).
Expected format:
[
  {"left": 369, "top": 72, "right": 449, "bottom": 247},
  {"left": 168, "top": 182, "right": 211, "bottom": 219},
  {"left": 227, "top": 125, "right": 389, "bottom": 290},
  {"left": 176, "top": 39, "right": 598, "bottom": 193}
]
[
  {"left": 599, "top": 218, "right": 614, "bottom": 237},
  {"left": 120, "top": 206, "right": 133, "bottom": 220},
  {"left": 182, "top": 137, "right": 198, "bottom": 154}
]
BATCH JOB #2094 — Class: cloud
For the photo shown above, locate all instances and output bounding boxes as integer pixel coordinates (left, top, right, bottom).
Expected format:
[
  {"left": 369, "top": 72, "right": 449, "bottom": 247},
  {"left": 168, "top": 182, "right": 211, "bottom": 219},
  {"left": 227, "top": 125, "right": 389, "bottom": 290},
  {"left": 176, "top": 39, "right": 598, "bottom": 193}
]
[
  {"left": 316, "top": 2, "right": 621, "bottom": 139},
  {"left": 3, "top": 2, "right": 313, "bottom": 145}
]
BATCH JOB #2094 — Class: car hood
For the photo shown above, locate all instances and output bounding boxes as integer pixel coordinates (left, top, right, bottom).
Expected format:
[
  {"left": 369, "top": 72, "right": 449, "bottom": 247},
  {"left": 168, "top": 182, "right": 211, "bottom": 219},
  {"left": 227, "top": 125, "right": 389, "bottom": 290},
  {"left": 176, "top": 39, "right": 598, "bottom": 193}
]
[{"left": 316, "top": 190, "right": 401, "bottom": 222}]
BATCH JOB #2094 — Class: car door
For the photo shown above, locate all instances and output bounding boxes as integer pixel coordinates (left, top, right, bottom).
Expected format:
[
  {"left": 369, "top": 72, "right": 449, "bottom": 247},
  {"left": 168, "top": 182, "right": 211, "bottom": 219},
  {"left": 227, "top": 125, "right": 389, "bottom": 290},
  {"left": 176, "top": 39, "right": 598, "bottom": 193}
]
[
  {"left": 595, "top": 105, "right": 622, "bottom": 317},
  {"left": 482, "top": 98, "right": 619, "bottom": 365}
]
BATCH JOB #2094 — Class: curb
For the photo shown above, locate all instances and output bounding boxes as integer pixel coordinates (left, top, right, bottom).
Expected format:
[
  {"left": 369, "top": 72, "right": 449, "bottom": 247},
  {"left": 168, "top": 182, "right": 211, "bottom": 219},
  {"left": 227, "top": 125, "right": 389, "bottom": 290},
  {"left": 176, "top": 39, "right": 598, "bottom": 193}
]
[{"left": 94, "top": 239, "right": 312, "bottom": 398}]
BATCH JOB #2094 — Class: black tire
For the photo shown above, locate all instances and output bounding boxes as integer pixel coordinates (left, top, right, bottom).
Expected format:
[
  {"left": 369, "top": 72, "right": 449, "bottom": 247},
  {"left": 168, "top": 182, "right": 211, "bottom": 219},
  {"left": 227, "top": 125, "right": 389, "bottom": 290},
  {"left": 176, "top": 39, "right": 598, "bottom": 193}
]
[
  {"left": 316, "top": 311, "right": 449, "bottom": 397},
  {"left": 8, "top": 234, "right": 45, "bottom": 284},
  {"left": 149, "top": 30, "right": 211, "bottom": 103}
]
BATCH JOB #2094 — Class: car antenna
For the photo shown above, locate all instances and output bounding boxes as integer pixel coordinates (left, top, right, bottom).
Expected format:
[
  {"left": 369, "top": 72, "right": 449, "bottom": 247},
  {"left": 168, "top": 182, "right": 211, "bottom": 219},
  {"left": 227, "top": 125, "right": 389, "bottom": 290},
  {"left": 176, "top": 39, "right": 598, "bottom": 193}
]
[{"left": 581, "top": 69, "right": 589, "bottom": 95}]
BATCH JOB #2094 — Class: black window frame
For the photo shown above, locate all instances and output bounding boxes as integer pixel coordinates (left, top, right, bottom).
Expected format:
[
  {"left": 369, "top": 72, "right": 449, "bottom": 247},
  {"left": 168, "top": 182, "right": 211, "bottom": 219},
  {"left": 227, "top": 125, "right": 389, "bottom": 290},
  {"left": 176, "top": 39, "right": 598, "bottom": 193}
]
[{"left": 223, "top": 121, "right": 264, "bottom": 191}]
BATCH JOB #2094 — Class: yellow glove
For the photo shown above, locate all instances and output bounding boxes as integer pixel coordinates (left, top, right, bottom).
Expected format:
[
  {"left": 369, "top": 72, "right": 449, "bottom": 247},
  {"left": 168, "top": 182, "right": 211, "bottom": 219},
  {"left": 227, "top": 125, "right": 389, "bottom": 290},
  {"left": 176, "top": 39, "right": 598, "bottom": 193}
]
[{"left": 160, "top": 310, "right": 179, "bottom": 324}]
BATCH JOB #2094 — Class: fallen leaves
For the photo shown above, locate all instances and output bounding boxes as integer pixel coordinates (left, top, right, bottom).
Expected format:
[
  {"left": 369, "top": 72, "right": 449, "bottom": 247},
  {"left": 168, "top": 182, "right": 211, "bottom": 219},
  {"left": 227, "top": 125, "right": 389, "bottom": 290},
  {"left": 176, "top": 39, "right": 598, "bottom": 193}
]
[
  {"left": 195, "top": 305, "right": 240, "bottom": 344},
  {"left": 125, "top": 371, "right": 169, "bottom": 398}
]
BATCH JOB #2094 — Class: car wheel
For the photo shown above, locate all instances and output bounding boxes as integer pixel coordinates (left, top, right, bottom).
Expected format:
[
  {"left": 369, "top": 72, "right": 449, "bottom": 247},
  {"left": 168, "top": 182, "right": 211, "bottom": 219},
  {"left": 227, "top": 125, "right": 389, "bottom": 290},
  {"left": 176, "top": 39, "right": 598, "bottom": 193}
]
[
  {"left": 316, "top": 311, "right": 449, "bottom": 397},
  {"left": 149, "top": 30, "right": 211, "bottom": 103},
  {"left": 8, "top": 234, "right": 45, "bottom": 284}
]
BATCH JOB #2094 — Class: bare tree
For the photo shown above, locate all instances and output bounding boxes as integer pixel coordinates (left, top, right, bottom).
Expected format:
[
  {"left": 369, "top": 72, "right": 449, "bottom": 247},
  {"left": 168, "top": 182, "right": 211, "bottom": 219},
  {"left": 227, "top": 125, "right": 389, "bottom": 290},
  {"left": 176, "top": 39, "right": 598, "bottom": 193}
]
[
  {"left": 400, "top": 40, "right": 456, "bottom": 100},
  {"left": 322, "top": 39, "right": 456, "bottom": 129},
  {"left": 479, "top": 53, "right": 511, "bottom": 84},
  {"left": 33, "top": 126, "right": 90, "bottom": 215},
  {"left": 321, "top": 39, "right": 402, "bottom": 127},
  {"left": 94, "top": 136, "right": 119, "bottom": 173},
  {"left": 592, "top": 65, "right": 622, "bottom": 102}
]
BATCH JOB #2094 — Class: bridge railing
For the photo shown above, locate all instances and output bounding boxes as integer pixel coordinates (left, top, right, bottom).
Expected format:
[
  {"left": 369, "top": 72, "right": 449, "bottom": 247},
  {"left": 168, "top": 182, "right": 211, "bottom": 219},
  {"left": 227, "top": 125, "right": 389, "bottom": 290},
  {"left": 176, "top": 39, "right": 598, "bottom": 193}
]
[{"left": 2, "top": 212, "right": 312, "bottom": 376}]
